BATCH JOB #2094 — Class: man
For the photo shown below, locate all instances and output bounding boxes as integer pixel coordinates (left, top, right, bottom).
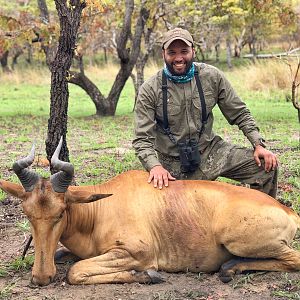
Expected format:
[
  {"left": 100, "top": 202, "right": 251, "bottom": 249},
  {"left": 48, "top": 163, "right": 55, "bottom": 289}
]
[{"left": 133, "top": 27, "right": 278, "bottom": 198}]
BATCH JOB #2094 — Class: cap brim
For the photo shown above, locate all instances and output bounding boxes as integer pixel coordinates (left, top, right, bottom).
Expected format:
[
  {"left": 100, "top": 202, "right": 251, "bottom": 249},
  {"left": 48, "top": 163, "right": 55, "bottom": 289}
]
[{"left": 163, "top": 37, "right": 192, "bottom": 49}]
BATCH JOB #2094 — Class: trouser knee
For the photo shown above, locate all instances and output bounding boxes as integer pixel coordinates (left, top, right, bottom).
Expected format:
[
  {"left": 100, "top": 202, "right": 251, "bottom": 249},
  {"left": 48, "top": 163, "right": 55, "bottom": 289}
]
[{"left": 250, "top": 167, "right": 278, "bottom": 198}]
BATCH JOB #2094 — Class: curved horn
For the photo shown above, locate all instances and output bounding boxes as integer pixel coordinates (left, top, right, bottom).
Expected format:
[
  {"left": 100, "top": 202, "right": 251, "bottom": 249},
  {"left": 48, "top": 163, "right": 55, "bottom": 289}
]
[
  {"left": 13, "top": 144, "right": 40, "bottom": 192},
  {"left": 50, "top": 137, "right": 74, "bottom": 193}
]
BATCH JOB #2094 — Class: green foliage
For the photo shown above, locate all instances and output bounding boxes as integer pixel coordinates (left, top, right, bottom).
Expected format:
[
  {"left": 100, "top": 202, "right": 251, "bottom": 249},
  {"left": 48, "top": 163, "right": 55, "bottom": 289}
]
[
  {"left": 0, "top": 255, "right": 34, "bottom": 291},
  {"left": 16, "top": 220, "right": 30, "bottom": 232},
  {"left": 7, "top": 255, "right": 34, "bottom": 273},
  {"left": 0, "top": 268, "right": 8, "bottom": 277},
  {"left": 0, "top": 190, "right": 6, "bottom": 202}
]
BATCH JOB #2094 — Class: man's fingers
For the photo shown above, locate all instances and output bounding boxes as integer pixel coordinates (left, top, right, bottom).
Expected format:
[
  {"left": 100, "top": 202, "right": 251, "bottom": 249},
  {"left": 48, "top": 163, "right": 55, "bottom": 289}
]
[
  {"left": 272, "top": 155, "right": 278, "bottom": 170},
  {"left": 153, "top": 176, "right": 158, "bottom": 188},
  {"left": 148, "top": 166, "right": 176, "bottom": 189},
  {"left": 162, "top": 173, "right": 169, "bottom": 187},
  {"left": 147, "top": 173, "right": 154, "bottom": 183},
  {"left": 264, "top": 158, "right": 271, "bottom": 172},
  {"left": 158, "top": 176, "right": 164, "bottom": 189},
  {"left": 254, "top": 154, "right": 261, "bottom": 167}
]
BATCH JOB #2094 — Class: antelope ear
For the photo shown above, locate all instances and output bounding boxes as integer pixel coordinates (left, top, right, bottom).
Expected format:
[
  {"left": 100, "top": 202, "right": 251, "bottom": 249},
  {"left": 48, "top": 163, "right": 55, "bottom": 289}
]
[
  {"left": 0, "top": 180, "right": 26, "bottom": 199},
  {"left": 65, "top": 189, "right": 113, "bottom": 204}
]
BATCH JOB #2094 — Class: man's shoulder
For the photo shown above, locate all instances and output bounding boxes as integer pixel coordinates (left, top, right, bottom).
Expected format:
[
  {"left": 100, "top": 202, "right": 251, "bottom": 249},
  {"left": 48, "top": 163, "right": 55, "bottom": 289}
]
[
  {"left": 140, "top": 69, "right": 163, "bottom": 92},
  {"left": 194, "top": 62, "right": 221, "bottom": 77}
]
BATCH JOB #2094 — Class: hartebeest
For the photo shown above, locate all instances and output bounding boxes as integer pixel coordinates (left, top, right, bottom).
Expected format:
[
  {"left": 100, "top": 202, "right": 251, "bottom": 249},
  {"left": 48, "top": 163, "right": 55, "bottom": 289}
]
[{"left": 0, "top": 138, "right": 300, "bottom": 286}]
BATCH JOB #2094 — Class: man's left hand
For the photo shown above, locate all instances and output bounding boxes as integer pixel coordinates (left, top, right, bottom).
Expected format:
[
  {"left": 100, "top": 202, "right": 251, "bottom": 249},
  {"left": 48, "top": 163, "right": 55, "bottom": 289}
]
[{"left": 253, "top": 145, "right": 278, "bottom": 172}]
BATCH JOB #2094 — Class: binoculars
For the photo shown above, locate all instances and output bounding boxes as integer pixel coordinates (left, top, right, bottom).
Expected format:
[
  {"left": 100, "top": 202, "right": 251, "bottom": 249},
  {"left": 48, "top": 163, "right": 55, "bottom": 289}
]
[{"left": 178, "top": 139, "right": 201, "bottom": 173}]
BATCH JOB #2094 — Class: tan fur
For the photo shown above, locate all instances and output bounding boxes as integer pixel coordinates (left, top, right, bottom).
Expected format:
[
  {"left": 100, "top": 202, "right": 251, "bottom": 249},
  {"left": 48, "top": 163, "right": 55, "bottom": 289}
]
[{"left": 1, "top": 170, "right": 299, "bottom": 286}]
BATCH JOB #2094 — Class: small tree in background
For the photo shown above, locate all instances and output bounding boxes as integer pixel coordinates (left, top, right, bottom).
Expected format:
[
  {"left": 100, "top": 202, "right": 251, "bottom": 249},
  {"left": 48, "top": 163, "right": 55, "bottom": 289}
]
[
  {"left": 283, "top": 56, "right": 300, "bottom": 146},
  {"left": 289, "top": 59, "right": 300, "bottom": 123}
]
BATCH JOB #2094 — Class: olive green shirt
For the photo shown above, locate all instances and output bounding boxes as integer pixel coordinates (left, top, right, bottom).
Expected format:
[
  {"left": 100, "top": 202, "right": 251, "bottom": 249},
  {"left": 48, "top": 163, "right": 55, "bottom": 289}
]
[{"left": 133, "top": 62, "right": 263, "bottom": 171}]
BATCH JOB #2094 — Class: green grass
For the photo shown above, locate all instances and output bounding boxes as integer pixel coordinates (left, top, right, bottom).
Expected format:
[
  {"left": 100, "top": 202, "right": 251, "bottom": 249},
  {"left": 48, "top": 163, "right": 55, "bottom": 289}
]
[
  {"left": 271, "top": 273, "right": 300, "bottom": 299},
  {"left": 0, "top": 76, "right": 135, "bottom": 117},
  {"left": 0, "top": 190, "right": 6, "bottom": 202},
  {"left": 6, "top": 255, "right": 34, "bottom": 273},
  {"left": 0, "top": 255, "right": 34, "bottom": 282},
  {"left": 0, "top": 65, "right": 299, "bottom": 209},
  {"left": 16, "top": 220, "right": 30, "bottom": 232}
]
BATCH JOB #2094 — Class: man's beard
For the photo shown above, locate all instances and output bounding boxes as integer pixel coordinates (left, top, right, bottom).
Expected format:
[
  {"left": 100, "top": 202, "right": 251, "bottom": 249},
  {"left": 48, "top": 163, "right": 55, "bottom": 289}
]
[{"left": 165, "top": 59, "right": 194, "bottom": 76}]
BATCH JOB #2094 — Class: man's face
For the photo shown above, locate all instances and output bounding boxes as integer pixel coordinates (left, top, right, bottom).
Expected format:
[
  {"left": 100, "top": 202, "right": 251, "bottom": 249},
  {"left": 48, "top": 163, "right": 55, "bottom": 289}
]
[{"left": 162, "top": 39, "right": 195, "bottom": 75}]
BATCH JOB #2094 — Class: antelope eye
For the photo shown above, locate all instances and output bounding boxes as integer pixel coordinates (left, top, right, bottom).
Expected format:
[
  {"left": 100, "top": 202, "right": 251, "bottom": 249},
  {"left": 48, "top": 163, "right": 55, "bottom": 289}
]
[{"left": 57, "top": 212, "right": 64, "bottom": 220}]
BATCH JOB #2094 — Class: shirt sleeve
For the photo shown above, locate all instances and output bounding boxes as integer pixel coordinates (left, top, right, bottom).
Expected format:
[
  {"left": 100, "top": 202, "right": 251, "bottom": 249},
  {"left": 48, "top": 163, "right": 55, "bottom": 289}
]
[
  {"left": 132, "top": 82, "right": 162, "bottom": 171},
  {"left": 216, "top": 70, "right": 264, "bottom": 147}
]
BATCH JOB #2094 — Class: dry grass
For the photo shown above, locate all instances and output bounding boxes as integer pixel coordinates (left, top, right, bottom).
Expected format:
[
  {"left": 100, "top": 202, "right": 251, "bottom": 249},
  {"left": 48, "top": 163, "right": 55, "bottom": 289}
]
[
  {"left": 85, "top": 60, "right": 161, "bottom": 82},
  {"left": 1, "top": 59, "right": 299, "bottom": 94},
  {"left": 0, "top": 68, "right": 51, "bottom": 85},
  {"left": 0, "top": 61, "right": 161, "bottom": 85},
  {"left": 231, "top": 58, "right": 300, "bottom": 92}
]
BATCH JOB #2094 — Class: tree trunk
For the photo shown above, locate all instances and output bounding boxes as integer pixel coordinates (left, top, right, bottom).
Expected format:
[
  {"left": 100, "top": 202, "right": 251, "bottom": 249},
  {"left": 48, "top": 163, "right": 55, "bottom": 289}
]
[
  {"left": 68, "top": 70, "right": 111, "bottom": 116},
  {"left": 25, "top": 43, "right": 33, "bottom": 64},
  {"left": 234, "top": 28, "right": 246, "bottom": 58},
  {"left": 67, "top": 0, "right": 149, "bottom": 116},
  {"left": 250, "top": 26, "right": 257, "bottom": 63},
  {"left": 215, "top": 43, "right": 220, "bottom": 63},
  {"left": 226, "top": 37, "right": 232, "bottom": 69},
  {"left": 196, "top": 45, "right": 205, "bottom": 62},
  {"left": 103, "top": 47, "right": 107, "bottom": 64},
  {"left": 46, "top": 0, "right": 85, "bottom": 172},
  {"left": 130, "top": 72, "right": 138, "bottom": 106},
  {"left": 132, "top": 4, "right": 163, "bottom": 110},
  {"left": 12, "top": 48, "right": 23, "bottom": 70},
  {"left": 37, "top": 0, "right": 49, "bottom": 24},
  {"left": 0, "top": 51, "right": 11, "bottom": 73}
]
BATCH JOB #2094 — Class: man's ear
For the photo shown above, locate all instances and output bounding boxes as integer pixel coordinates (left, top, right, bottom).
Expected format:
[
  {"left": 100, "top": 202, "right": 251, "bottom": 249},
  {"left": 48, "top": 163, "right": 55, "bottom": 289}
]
[
  {"left": 0, "top": 180, "right": 26, "bottom": 199},
  {"left": 65, "top": 189, "right": 113, "bottom": 204},
  {"left": 192, "top": 47, "right": 196, "bottom": 57}
]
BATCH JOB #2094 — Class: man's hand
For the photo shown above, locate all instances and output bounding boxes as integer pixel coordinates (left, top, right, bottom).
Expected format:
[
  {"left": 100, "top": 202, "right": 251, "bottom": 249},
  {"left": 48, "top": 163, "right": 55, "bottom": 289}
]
[
  {"left": 148, "top": 165, "right": 176, "bottom": 189},
  {"left": 253, "top": 145, "right": 278, "bottom": 172}
]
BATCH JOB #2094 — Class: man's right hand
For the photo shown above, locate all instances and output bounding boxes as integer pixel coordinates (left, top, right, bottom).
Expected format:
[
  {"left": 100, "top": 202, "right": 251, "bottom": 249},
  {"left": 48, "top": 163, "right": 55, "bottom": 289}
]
[{"left": 148, "top": 165, "right": 176, "bottom": 189}]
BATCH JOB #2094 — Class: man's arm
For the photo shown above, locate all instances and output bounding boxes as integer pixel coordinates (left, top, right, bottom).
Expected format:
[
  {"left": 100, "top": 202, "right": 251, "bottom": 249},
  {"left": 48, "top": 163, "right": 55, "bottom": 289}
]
[
  {"left": 216, "top": 71, "right": 278, "bottom": 171},
  {"left": 132, "top": 83, "right": 175, "bottom": 188}
]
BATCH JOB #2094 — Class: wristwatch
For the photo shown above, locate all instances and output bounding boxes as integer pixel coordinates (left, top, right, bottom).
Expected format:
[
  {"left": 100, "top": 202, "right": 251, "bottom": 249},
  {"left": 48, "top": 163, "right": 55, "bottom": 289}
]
[{"left": 253, "top": 138, "right": 266, "bottom": 148}]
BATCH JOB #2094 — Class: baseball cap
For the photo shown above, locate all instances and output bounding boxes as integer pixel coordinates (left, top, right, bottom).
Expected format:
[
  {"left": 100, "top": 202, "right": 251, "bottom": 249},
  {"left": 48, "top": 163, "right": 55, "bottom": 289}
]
[{"left": 162, "top": 28, "right": 194, "bottom": 49}]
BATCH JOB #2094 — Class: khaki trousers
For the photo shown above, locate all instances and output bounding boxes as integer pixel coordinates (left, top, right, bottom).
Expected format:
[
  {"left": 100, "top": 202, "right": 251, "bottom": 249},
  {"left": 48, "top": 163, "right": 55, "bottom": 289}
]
[{"left": 157, "top": 137, "right": 278, "bottom": 198}]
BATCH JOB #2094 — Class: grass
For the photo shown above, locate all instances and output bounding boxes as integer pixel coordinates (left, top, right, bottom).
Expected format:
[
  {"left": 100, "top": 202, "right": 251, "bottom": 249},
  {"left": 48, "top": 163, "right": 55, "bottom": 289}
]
[
  {"left": 0, "top": 61, "right": 299, "bottom": 200},
  {"left": 271, "top": 273, "right": 300, "bottom": 299},
  {"left": 7, "top": 255, "right": 34, "bottom": 273},
  {"left": 0, "top": 282, "right": 16, "bottom": 300},
  {"left": 0, "top": 190, "right": 5, "bottom": 202},
  {"left": 16, "top": 220, "right": 30, "bottom": 232},
  {"left": 0, "top": 255, "right": 34, "bottom": 288},
  {"left": 230, "top": 272, "right": 266, "bottom": 289}
]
